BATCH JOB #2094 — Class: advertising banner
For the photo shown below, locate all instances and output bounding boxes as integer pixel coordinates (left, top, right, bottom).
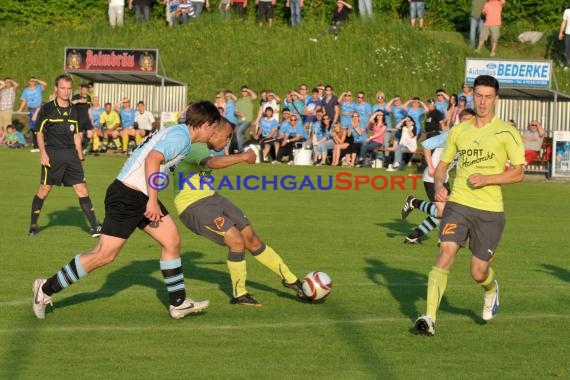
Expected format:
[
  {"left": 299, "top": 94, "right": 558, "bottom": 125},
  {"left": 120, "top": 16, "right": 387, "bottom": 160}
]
[
  {"left": 465, "top": 58, "right": 551, "bottom": 89},
  {"left": 552, "top": 130, "right": 570, "bottom": 177},
  {"left": 64, "top": 47, "right": 158, "bottom": 74}
]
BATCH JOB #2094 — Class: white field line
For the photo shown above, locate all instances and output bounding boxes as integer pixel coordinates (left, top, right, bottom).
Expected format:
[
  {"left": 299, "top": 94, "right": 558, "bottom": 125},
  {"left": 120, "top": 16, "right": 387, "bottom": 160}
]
[{"left": 0, "top": 314, "right": 569, "bottom": 334}]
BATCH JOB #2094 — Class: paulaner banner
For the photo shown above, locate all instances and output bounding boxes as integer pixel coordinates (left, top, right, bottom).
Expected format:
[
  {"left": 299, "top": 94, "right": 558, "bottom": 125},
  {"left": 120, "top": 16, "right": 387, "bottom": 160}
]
[
  {"left": 64, "top": 47, "right": 158, "bottom": 74},
  {"left": 465, "top": 58, "right": 551, "bottom": 89}
]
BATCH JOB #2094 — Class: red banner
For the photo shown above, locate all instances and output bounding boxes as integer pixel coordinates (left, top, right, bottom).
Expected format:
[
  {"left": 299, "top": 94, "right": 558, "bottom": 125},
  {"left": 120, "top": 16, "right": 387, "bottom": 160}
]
[{"left": 64, "top": 47, "right": 158, "bottom": 74}]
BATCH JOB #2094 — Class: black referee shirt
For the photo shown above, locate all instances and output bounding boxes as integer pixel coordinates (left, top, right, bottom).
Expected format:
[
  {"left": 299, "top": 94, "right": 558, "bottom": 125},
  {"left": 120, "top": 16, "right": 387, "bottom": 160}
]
[{"left": 37, "top": 100, "right": 79, "bottom": 150}]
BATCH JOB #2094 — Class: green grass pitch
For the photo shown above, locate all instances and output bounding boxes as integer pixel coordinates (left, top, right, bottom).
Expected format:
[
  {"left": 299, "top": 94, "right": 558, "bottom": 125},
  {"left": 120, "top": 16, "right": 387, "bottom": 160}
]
[{"left": 1, "top": 149, "right": 569, "bottom": 379}]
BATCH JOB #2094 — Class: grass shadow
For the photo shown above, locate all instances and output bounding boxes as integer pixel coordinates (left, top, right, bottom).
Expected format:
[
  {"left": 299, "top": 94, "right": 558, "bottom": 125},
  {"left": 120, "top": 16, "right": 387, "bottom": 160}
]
[
  {"left": 539, "top": 264, "right": 570, "bottom": 284},
  {"left": 182, "top": 251, "right": 299, "bottom": 302},
  {"left": 375, "top": 218, "right": 417, "bottom": 239},
  {"left": 365, "top": 258, "right": 481, "bottom": 327},
  {"left": 56, "top": 258, "right": 168, "bottom": 313},
  {"left": 44, "top": 206, "right": 90, "bottom": 234}
]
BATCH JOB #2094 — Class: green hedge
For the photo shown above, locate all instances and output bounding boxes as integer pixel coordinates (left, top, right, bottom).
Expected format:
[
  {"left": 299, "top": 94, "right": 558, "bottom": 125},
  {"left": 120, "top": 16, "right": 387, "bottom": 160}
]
[{"left": 0, "top": 0, "right": 566, "bottom": 30}]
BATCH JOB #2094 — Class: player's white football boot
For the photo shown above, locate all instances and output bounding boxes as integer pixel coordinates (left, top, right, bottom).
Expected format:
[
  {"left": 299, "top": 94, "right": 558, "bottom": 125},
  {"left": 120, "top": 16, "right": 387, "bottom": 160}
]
[
  {"left": 32, "top": 278, "right": 53, "bottom": 319},
  {"left": 169, "top": 298, "right": 210, "bottom": 319},
  {"left": 415, "top": 315, "right": 436, "bottom": 336},
  {"left": 482, "top": 280, "right": 500, "bottom": 321}
]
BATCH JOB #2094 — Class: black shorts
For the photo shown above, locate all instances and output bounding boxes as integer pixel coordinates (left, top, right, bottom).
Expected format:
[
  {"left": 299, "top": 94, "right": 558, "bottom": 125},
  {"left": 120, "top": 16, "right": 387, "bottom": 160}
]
[
  {"left": 256, "top": 2, "right": 273, "bottom": 20},
  {"left": 346, "top": 142, "right": 361, "bottom": 154},
  {"left": 78, "top": 113, "right": 92, "bottom": 132},
  {"left": 439, "top": 202, "right": 505, "bottom": 262},
  {"left": 40, "top": 149, "right": 85, "bottom": 186},
  {"left": 423, "top": 181, "right": 451, "bottom": 202},
  {"left": 101, "top": 180, "right": 169, "bottom": 239},
  {"left": 178, "top": 193, "right": 250, "bottom": 246}
]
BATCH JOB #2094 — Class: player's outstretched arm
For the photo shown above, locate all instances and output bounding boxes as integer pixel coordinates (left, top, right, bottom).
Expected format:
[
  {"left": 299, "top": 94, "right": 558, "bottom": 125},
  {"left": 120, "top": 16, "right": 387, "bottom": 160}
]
[
  {"left": 468, "top": 164, "right": 524, "bottom": 188},
  {"left": 205, "top": 150, "right": 256, "bottom": 169}
]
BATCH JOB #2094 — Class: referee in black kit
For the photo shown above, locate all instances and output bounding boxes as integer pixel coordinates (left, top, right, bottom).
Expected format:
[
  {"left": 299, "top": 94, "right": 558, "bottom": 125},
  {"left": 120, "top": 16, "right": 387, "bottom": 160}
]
[{"left": 28, "top": 74, "right": 101, "bottom": 237}]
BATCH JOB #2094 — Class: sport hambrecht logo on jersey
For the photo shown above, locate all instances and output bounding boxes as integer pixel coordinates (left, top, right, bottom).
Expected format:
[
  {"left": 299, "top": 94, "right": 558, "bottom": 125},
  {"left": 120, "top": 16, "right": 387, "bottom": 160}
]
[{"left": 459, "top": 148, "right": 496, "bottom": 168}]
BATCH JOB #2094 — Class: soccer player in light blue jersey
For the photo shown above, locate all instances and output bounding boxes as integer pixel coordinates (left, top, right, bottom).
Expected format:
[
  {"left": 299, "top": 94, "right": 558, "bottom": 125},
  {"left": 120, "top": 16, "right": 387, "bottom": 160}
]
[{"left": 32, "top": 101, "right": 221, "bottom": 320}]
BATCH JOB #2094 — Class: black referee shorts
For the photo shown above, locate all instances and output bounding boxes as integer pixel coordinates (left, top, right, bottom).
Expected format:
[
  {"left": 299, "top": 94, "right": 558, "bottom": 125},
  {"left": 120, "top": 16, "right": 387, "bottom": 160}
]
[
  {"left": 40, "top": 149, "right": 85, "bottom": 186},
  {"left": 101, "top": 180, "right": 170, "bottom": 239}
]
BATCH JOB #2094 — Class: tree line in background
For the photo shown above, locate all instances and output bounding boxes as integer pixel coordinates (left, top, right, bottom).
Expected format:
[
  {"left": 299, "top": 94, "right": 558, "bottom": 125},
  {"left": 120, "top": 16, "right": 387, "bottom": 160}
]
[{"left": 0, "top": 0, "right": 566, "bottom": 31}]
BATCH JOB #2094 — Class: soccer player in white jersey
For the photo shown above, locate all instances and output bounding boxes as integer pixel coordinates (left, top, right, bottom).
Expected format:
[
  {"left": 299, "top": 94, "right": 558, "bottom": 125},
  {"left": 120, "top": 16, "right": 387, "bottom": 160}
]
[{"left": 32, "top": 101, "right": 221, "bottom": 320}]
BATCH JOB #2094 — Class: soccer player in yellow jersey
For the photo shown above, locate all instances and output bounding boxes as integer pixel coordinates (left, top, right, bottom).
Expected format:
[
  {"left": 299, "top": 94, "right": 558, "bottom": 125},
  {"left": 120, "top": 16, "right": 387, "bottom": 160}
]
[
  {"left": 415, "top": 75, "right": 525, "bottom": 336},
  {"left": 175, "top": 118, "right": 308, "bottom": 306}
]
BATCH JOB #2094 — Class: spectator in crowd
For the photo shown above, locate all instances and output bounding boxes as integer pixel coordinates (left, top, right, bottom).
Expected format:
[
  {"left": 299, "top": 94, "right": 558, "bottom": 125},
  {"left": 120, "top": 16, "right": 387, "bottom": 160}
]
[
  {"left": 302, "top": 88, "right": 323, "bottom": 127},
  {"left": 371, "top": 91, "right": 391, "bottom": 131},
  {"left": 255, "top": 90, "right": 280, "bottom": 127},
  {"left": 0, "top": 78, "right": 19, "bottom": 131},
  {"left": 443, "top": 94, "right": 459, "bottom": 128},
  {"left": 386, "top": 116, "right": 417, "bottom": 171},
  {"left": 87, "top": 96, "right": 104, "bottom": 153},
  {"left": 191, "top": 0, "right": 209, "bottom": 18},
  {"left": 235, "top": 86, "right": 257, "bottom": 152},
  {"left": 231, "top": 0, "right": 248, "bottom": 21},
  {"left": 476, "top": 0, "right": 506, "bottom": 57},
  {"left": 386, "top": 95, "right": 407, "bottom": 126},
  {"left": 179, "top": 0, "right": 197, "bottom": 23},
  {"left": 116, "top": 98, "right": 137, "bottom": 154},
  {"left": 164, "top": 0, "right": 178, "bottom": 26},
  {"left": 354, "top": 91, "right": 372, "bottom": 129},
  {"left": 423, "top": 98, "right": 444, "bottom": 140},
  {"left": 285, "top": 0, "right": 303, "bottom": 27},
  {"left": 360, "top": 110, "right": 387, "bottom": 165},
  {"left": 100, "top": 102, "right": 122, "bottom": 151},
  {"left": 330, "top": 0, "right": 352, "bottom": 39},
  {"left": 321, "top": 84, "right": 339, "bottom": 124},
  {"left": 559, "top": 7, "right": 570, "bottom": 69},
  {"left": 2, "top": 124, "right": 26, "bottom": 148},
  {"left": 313, "top": 112, "right": 334, "bottom": 165},
  {"left": 214, "top": 91, "right": 226, "bottom": 113},
  {"left": 256, "top": 0, "right": 276, "bottom": 27},
  {"left": 17, "top": 76, "right": 47, "bottom": 153},
  {"left": 403, "top": 96, "right": 427, "bottom": 136},
  {"left": 434, "top": 89, "right": 449, "bottom": 115},
  {"left": 338, "top": 91, "right": 355, "bottom": 128},
  {"left": 134, "top": 100, "right": 156, "bottom": 143},
  {"left": 129, "top": 0, "right": 152, "bottom": 22},
  {"left": 331, "top": 121, "right": 348, "bottom": 166},
  {"left": 409, "top": 0, "right": 425, "bottom": 30},
  {"left": 71, "top": 83, "right": 92, "bottom": 149},
  {"left": 308, "top": 108, "right": 324, "bottom": 160},
  {"left": 108, "top": 0, "right": 126, "bottom": 28},
  {"left": 459, "top": 83, "right": 474, "bottom": 109},
  {"left": 522, "top": 120, "right": 545, "bottom": 166},
  {"left": 284, "top": 90, "right": 306, "bottom": 120},
  {"left": 274, "top": 108, "right": 292, "bottom": 159},
  {"left": 219, "top": 0, "right": 230, "bottom": 16},
  {"left": 358, "top": 0, "right": 372, "bottom": 18},
  {"left": 255, "top": 107, "right": 279, "bottom": 161},
  {"left": 224, "top": 90, "right": 238, "bottom": 125},
  {"left": 470, "top": 0, "right": 486, "bottom": 47},
  {"left": 344, "top": 112, "right": 365, "bottom": 167},
  {"left": 275, "top": 112, "right": 307, "bottom": 163}
]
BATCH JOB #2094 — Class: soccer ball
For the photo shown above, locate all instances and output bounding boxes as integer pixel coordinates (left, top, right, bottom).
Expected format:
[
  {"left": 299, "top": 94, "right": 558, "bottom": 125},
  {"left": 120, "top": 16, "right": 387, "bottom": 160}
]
[{"left": 302, "top": 271, "right": 333, "bottom": 301}]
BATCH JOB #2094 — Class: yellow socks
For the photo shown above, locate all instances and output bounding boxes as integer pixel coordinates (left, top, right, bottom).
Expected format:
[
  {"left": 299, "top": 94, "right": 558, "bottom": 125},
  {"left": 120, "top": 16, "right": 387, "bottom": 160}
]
[
  {"left": 252, "top": 244, "right": 297, "bottom": 284},
  {"left": 479, "top": 267, "right": 497, "bottom": 293},
  {"left": 426, "top": 266, "right": 449, "bottom": 322},
  {"left": 227, "top": 252, "right": 247, "bottom": 297},
  {"left": 135, "top": 134, "right": 143, "bottom": 145}
]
